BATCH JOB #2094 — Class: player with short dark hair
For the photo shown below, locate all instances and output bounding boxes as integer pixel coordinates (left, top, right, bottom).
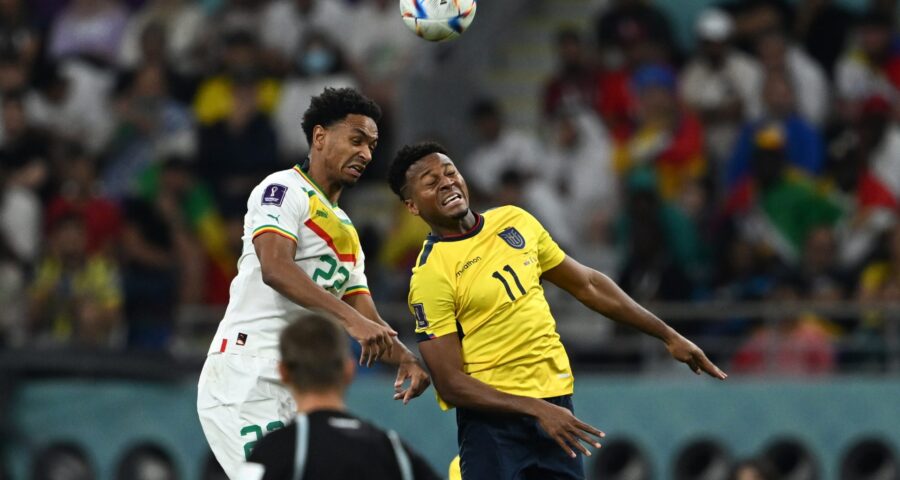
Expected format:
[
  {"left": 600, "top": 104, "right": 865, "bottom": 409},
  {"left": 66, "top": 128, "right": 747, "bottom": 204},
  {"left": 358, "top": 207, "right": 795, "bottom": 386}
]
[
  {"left": 239, "top": 312, "right": 441, "bottom": 480},
  {"left": 198, "top": 88, "right": 430, "bottom": 478},
  {"left": 389, "top": 141, "right": 726, "bottom": 480}
]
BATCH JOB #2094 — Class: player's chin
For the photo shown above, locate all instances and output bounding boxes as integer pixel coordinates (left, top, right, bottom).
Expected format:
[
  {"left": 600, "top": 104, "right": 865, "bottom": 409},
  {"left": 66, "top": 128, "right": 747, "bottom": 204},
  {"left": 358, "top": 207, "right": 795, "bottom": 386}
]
[{"left": 446, "top": 203, "right": 470, "bottom": 220}]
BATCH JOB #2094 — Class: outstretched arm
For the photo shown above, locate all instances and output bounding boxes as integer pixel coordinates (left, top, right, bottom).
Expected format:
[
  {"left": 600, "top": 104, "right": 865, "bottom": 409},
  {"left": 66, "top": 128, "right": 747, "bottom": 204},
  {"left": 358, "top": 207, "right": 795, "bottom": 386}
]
[
  {"left": 344, "top": 293, "right": 431, "bottom": 404},
  {"left": 542, "top": 256, "right": 727, "bottom": 380},
  {"left": 419, "top": 334, "right": 604, "bottom": 458}
]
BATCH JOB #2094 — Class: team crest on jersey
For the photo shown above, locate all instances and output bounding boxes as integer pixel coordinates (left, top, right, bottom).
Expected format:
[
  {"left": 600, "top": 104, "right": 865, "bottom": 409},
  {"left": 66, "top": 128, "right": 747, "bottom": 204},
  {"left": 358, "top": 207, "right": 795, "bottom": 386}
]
[
  {"left": 261, "top": 184, "right": 287, "bottom": 206},
  {"left": 412, "top": 303, "right": 428, "bottom": 328},
  {"left": 498, "top": 227, "right": 526, "bottom": 249}
]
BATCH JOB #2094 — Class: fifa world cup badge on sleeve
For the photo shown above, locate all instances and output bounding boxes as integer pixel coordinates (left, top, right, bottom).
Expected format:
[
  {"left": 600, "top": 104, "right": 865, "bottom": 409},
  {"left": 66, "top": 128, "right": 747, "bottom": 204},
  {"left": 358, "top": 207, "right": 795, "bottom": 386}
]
[
  {"left": 498, "top": 227, "right": 526, "bottom": 249},
  {"left": 412, "top": 303, "right": 429, "bottom": 328},
  {"left": 261, "top": 184, "right": 288, "bottom": 206}
]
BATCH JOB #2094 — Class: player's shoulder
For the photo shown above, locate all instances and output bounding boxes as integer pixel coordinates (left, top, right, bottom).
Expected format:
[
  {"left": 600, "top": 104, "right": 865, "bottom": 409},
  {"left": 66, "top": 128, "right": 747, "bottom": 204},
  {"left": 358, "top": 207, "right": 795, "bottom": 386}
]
[
  {"left": 484, "top": 205, "right": 537, "bottom": 223},
  {"left": 411, "top": 235, "right": 444, "bottom": 278}
]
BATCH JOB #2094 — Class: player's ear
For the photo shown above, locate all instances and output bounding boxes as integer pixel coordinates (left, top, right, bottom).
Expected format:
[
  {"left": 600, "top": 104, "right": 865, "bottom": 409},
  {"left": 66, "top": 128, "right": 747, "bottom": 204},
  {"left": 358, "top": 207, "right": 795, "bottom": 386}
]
[
  {"left": 311, "top": 125, "right": 327, "bottom": 151},
  {"left": 404, "top": 198, "right": 419, "bottom": 216},
  {"left": 277, "top": 361, "right": 291, "bottom": 386}
]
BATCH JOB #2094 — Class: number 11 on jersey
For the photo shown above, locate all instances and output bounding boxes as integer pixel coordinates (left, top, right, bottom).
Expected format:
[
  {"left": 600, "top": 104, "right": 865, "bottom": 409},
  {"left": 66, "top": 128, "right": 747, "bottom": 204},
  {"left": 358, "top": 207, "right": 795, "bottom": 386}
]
[{"left": 491, "top": 265, "right": 526, "bottom": 301}]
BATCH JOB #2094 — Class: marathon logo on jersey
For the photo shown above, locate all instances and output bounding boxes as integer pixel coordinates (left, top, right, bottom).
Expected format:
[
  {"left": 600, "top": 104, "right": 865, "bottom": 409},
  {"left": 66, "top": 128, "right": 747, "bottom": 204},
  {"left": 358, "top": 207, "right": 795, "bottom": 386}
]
[
  {"left": 261, "top": 184, "right": 288, "bottom": 206},
  {"left": 236, "top": 332, "right": 248, "bottom": 346},
  {"left": 498, "top": 227, "right": 526, "bottom": 249},
  {"left": 412, "top": 303, "right": 428, "bottom": 329}
]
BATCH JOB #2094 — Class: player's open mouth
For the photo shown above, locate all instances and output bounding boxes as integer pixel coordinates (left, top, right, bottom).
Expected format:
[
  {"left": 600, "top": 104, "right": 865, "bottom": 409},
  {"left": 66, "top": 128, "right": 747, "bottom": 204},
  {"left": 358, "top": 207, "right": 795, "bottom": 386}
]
[
  {"left": 441, "top": 193, "right": 463, "bottom": 207},
  {"left": 345, "top": 165, "right": 365, "bottom": 178}
]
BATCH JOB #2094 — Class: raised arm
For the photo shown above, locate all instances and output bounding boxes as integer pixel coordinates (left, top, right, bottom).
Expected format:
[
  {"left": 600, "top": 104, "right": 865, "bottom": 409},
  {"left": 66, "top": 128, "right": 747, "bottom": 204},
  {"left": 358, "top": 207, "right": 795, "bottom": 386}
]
[
  {"left": 419, "top": 334, "right": 604, "bottom": 458},
  {"left": 254, "top": 233, "right": 396, "bottom": 365},
  {"left": 542, "top": 256, "right": 727, "bottom": 380}
]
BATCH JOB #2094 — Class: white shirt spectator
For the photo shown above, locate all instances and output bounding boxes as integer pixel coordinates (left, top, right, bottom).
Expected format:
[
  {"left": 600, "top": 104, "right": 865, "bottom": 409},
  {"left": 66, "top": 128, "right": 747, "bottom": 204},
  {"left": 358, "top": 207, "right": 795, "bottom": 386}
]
[
  {"left": 260, "top": 0, "right": 352, "bottom": 61},
  {"left": 783, "top": 45, "right": 830, "bottom": 127},
  {"left": 25, "top": 60, "right": 115, "bottom": 154},
  {"left": 346, "top": 0, "right": 418, "bottom": 82},
  {"left": 836, "top": 49, "right": 897, "bottom": 102},
  {"left": 275, "top": 74, "right": 358, "bottom": 159},
  {"left": 680, "top": 50, "right": 764, "bottom": 161},
  {"left": 117, "top": 0, "right": 206, "bottom": 74},
  {"left": 464, "top": 130, "right": 542, "bottom": 195}
]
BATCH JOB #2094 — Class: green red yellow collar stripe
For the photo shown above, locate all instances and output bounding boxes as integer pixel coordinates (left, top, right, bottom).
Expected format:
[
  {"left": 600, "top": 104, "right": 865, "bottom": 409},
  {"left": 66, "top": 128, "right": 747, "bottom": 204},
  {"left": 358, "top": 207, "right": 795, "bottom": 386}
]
[
  {"left": 293, "top": 164, "right": 337, "bottom": 207},
  {"left": 342, "top": 285, "right": 370, "bottom": 299},
  {"left": 252, "top": 224, "right": 298, "bottom": 243}
]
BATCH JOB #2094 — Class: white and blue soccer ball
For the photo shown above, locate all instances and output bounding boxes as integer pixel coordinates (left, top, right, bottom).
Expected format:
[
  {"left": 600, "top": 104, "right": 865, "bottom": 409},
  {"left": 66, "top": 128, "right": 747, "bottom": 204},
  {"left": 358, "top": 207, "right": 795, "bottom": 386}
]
[{"left": 400, "top": 0, "right": 477, "bottom": 42}]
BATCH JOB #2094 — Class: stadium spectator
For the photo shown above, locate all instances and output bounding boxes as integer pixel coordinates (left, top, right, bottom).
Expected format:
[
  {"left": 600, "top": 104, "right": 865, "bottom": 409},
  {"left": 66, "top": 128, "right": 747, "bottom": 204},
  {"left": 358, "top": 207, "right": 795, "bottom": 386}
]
[
  {"left": 240, "top": 312, "right": 440, "bottom": 480},
  {"left": 196, "top": 67, "right": 280, "bottom": 214},
  {"left": 793, "top": 0, "right": 855, "bottom": 77},
  {"left": 25, "top": 60, "right": 115, "bottom": 153},
  {"left": 858, "top": 224, "right": 900, "bottom": 304},
  {"left": 274, "top": 31, "right": 357, "bottom": 162},
  {"left": 463, "top": 99, "right": 543, "bottom": 204},
  {"left": 723, "top": 126, "right": 843, "bottom": 265},
  {"left": 47, "top": 0, "right": 128, "bottom": 64},
  {"left": 192, "top": 29, "right": 280, "bottom": 126},
  {"left": 0, "top": 91, "right": 50, "bottom": 165},
  {"left": 827, "top": 96, "right": 899, "bottom": 269},
  {"left": 726, "top": 73, "right": 824, "bottom": 187},
  {"left": 135, "top": 155, "right": 234, "bottom": 305},
  {"left": 104, "top": 62, "right": 195, "bottom": 198},
  {"left": 615, "top": 170, "right": 700, "bottom": 303},
  {"left": 835, "top": 12, "right": 900, "bottom": 114},
  {"left": 0, "top": 139, "right": 42, "bottom": 346},
  {"left": 732, "top": 279, "right": 837, "bottom": 375},
  {"left": 117, "top": 0, "right": 206, "bottom": 76},
  {"left": 541, "top": 106, "right": 617, "bottom": 260},
  {"left": 45, "top": 146, "right": 122, "bottom": 255},
  {"left": 594, "top": 0, "right": 679, "bottom": 68},
  {"left": 0, "top": 0, "right": 40, "bottom": 71},
  {"left": 28, "top": 213, "right": 123, "bottom": 348},
  {"left": 260, "top": 0, "right": 352, "bottom": 65},
  {"left": 542, "top": 28, "right": 632, "bottom": 140},
  {"left": 615, "top": 64, "right": 705, "bottom": 202},
  {"left": 680, "top": 8, "right": 763, "bottom": 165},
  {"left": 797, "top": 226, "right": 849, "bottom": 301},
  {"left": 755, "top": 29, "right": 829, "bottom": 127},
  {"left": 117, "top": 20, "right": 198, "bottom": 104},
  {"left": 119, "top": 195, "right": 191, "bottom": 349}
]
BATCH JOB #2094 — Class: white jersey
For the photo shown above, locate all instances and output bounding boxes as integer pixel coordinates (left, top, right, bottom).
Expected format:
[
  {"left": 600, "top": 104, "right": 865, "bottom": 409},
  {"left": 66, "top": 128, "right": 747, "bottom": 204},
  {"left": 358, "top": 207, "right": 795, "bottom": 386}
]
[{"left": 207, "top": 165, "right": 369, "bottom": 360}]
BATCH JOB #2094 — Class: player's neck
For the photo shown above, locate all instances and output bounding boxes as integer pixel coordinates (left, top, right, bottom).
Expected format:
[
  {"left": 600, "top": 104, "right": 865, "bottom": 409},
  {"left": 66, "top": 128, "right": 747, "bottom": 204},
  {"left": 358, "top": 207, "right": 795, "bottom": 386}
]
[
  {"left": 292, "top": 390, "right": 346, "bottom": 414},
  {"left": 306, "top": 159, "right": 343, "bottom": 204},
  {"left": 429, "top": 210, "right": 478, "bottom": 238}
]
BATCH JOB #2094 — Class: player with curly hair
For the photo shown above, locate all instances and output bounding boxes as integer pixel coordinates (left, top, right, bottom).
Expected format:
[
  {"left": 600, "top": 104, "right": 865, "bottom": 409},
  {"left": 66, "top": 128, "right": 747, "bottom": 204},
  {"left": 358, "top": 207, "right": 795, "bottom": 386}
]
[{"left": 198, "top": 88, "right": 430, "bottom": 478}]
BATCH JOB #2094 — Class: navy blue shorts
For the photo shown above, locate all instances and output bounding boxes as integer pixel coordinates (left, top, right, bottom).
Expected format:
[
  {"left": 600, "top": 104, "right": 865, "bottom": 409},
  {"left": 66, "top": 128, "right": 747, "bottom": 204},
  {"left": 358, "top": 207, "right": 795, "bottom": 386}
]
[{"left": 456, "top": 395, "right": 584, "bottom": 480}]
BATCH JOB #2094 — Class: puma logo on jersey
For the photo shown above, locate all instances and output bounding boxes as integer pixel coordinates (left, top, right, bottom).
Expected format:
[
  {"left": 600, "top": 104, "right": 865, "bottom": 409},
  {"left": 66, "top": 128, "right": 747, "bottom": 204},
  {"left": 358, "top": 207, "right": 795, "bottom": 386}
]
[
  {"left": 315, "top": 209, "right": 329, "bottom": 219},
  {"left": 267, "top": 214, "right": 280, "bottom": 223}
]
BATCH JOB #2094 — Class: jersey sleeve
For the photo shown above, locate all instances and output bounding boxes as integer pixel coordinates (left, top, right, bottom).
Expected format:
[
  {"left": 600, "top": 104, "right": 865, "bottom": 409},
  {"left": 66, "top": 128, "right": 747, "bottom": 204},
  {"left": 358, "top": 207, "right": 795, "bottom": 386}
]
[
  {"left": 408, "top": 263, "right": 457, "bottom": 342},
  {"left": 523, "top": 208, "right": 566, "bottom": 272},
  {"left": 342, "top": 246, "right": 370, "bottom": 299},
  {"left": 248, "top": 178, "right": 309, "bottom": 244}
]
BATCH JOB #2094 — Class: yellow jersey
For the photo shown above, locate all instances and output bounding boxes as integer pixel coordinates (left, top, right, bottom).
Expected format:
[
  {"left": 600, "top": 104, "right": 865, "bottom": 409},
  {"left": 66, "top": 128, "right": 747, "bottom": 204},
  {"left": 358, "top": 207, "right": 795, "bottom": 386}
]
[{"left": 408, "top": 206, "right": 574, "bottom": 410}]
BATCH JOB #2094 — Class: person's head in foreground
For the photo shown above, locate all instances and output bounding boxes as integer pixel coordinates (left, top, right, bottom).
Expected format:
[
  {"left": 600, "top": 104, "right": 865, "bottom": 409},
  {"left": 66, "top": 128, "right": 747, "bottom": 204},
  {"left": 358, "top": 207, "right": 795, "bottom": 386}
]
[
  {"left": 278, "top": 311, "right": 354, "bottom": 407},
  {"left": 388, "top": 141, "right": 474, "bottom": 234},
  {"left": 729, "top": 458, "right": 777, "bottom": 480}
]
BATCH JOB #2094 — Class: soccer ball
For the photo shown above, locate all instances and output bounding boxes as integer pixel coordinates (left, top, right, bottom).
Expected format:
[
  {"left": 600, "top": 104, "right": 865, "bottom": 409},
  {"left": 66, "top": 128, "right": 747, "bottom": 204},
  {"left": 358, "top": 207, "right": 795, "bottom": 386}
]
[{"left": 400, "top": 0, "right": 477, "bottom": 42}]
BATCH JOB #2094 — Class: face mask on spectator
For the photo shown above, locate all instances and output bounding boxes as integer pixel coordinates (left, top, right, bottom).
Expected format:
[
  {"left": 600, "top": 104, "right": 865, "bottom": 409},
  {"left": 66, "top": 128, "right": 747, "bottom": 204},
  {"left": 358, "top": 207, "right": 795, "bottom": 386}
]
[{"left": 300, "top": 48, "right": 335, "bottom": 76}]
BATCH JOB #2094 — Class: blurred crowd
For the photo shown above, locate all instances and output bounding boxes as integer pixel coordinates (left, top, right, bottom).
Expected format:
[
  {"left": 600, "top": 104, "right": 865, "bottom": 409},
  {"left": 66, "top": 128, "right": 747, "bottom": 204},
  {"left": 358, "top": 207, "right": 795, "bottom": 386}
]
[{"left": 1, "top": 0, "right": 899, "bottom": 375}]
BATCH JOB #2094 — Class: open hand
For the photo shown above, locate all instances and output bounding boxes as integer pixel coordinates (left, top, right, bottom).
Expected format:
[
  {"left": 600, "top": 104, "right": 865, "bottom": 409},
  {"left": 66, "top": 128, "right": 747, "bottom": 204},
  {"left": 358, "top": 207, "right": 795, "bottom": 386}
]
[{"left": 534, "top": 402, "right": 605, "bottom": 459}]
